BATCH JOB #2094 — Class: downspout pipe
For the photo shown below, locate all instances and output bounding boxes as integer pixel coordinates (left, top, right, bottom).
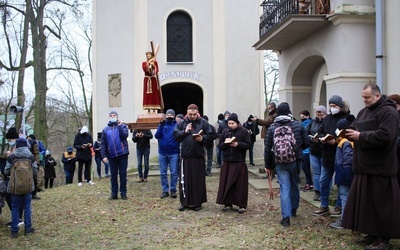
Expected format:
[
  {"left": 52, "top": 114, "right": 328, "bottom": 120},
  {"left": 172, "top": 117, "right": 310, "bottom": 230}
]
[{"left": 375, "top": 0, "right": 383, "bottom": 91}]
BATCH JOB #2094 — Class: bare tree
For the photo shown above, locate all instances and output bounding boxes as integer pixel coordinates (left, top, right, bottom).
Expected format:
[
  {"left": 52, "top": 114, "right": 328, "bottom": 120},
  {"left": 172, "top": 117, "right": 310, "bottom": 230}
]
[{"left": 263, "top": 50, "right": 279, "bottom": 117}]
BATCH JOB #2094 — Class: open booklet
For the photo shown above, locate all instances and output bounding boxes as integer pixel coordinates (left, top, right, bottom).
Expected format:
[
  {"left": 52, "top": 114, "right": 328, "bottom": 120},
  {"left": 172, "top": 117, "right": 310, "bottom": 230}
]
[
  {"left": 224, "top": 137, "right": 236, "bottom": 144},
  {"left": 192, "top": 130, "right": 203, "bottom": 138},
  {"left": 319, "top": 134, "right": 335, "bottom": 143}
]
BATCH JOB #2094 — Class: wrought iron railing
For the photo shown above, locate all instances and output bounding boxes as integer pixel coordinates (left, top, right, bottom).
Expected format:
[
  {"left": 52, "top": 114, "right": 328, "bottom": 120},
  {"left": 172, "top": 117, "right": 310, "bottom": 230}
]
[{"left": 259, "top": 0, "right": 328, "bottom": 38}]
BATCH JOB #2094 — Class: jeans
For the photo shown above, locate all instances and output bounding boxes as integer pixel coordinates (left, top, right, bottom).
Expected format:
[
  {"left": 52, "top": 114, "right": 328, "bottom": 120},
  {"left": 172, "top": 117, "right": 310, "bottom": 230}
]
[
  {"left": 159, "top": 153, "right": 179, "bottom": 193},
  {"left": 136, "top": 148, "right": 150, "bottom": 179},
  {"left": 301, "top": 153, "right": 313, "bottom": 185},
  {"left": 338, "top": 185, "right": 349, "bottom": 219},
  {"left": 95, "top": 157, "right": 109, "bottom": 177},
  {"left": 109, "top": 154, "right": 128, "bottom": 196},
  {"left": 309, "top": 154, "right": 323, "bottom": 192},
  {"left": 11, "top": 193, "right": 32, "bottom": 233},
  {"left": 64, "top": 169, "right": 75, "bottom": 184},
  {"left": 320, "top": 165, "right": 334, "bottom": 208},
  {"left": 205, "top": 146, "right": 213, "bottom": 173},
  {"left": 276, "top": 161, "right": 300, "bottom": 219},
  {"left": 78, "top": 159, "right": 92, "bottom": 182}
]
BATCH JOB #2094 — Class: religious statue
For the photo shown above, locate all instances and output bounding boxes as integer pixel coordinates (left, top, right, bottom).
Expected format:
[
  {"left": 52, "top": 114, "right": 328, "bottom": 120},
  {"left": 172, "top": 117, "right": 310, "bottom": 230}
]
[{"left": 142, "top": 49, "right": 163, "bottom": 113}]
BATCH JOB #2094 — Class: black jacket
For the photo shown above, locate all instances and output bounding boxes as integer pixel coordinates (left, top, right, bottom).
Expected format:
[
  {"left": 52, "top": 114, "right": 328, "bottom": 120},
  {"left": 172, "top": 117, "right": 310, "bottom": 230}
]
[
  {"left": 219, "top": 125, "right": 251, "bottom": 162},
  {"left": 132, "top": 129, "right": 153, "bottom": 150},
  {"left": 243, "top": 121, "right": 260, "bottom": 143},
  {"left": 73, "top": 133, "right": 93, "bottom": 161},
  {"left": 306, "top": 118, "right": 324, "bottom": 156}
]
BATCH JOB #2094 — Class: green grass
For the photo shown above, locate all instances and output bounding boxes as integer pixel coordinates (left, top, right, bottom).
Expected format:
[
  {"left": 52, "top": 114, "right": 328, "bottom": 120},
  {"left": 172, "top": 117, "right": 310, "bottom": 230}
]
[{"left": 1, "top": 172, "right": 399, "bottom": 249}]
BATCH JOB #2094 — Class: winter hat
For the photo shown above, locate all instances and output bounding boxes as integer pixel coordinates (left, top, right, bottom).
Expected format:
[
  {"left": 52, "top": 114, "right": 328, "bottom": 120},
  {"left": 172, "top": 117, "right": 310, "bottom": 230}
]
[
  {"left": 109, "top": 110, "right": 118, "bottom": 117},
  {"left": 97, "top": 132, "right": 102, "bottom": 139},
  {"left": 203, "top": 115, "right": 209, "bottom": 121},
  {"left": 218, "top": 113, "right": 224, "bottom": 120},
  {"left": 187, "top": 104, "right": 198, "bottom": 110},
  {"left": 329, "top": 95, "right": 344, "bottom": 108},
  {"left": 67, "top": 146, "right": 73, "bottom": 153},
  {"left": 389, "top": 94, "right": 400, "bottom": 105},
  {"left": 176, "top": 114, "right": 184, "bottom": 120},
  {"left": 248, "top": 115, "right": 254, "bottom": 122},
  {"left": 80, "top": 126, "right": 89, "bottom": 134},
  {"left": 45, "top": 150, "right": 51, "bottom": 156},
  {"left": 166, "top": 109, "right": 176, "bottom": 117},
  {"left": 16, "top": 138, "right": 28, "bottom": 148},
  {"left": 277, "top": 103, "right": 291, "bottom": 116},
  {"left": 27, "top": 134, "right": 36, "bottom": 140},
  {"left": 227, "top": 113, "right": 240, "bottom": 124},
  {"left": 5, "top": 127, "right": 19, "bottom": 139},
  {"left": 337, "top": 115, "right": 355, "bottom": 130},
  {"left": 315, "top": 105, "right": 327, "bottom": 114},
  {"left": 223, "top": 110, "right": 231, "bottom": 116}
]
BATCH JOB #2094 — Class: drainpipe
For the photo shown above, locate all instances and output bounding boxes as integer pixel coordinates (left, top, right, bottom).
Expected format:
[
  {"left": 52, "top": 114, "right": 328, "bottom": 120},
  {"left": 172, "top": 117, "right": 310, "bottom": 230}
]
[{"left": 375, "top": 0, "right": 383, "bottom": 91}]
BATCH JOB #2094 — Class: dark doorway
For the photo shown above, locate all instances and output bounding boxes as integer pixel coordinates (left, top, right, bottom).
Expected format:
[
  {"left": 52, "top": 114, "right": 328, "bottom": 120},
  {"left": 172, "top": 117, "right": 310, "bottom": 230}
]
[{"left": 162, "top": 82, "right": 203, "bottom": 116}]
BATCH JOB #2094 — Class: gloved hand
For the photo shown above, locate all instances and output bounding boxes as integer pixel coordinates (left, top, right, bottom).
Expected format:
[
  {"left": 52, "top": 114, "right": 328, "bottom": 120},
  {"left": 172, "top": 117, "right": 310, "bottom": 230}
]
[{"left": 160, "top": 120, "right": 165, "bottom": 125}]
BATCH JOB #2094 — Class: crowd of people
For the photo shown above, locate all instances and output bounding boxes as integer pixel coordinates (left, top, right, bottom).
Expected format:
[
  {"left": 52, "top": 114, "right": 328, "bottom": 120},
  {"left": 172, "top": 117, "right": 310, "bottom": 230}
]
[{"left": 1, "top": 83, "right": 399, "bottom": 249}]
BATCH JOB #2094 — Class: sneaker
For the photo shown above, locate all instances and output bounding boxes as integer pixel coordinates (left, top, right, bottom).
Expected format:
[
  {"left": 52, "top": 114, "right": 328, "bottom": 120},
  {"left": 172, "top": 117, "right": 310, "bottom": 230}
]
[
  {"left": 109, "top": 195, "right": 118, "bottom": 200},
  {"left": 313, "top": 207, "right": 329, "bottom": 216},
  {"left": 238, "top": 208, "right": 246, "bottom": 214},
  {"left": 88, "top": 180, "right": 95, "bottom": 185},
  {"left": 160, "top": 192, "right": 169, "bottom": 199},
  {"left": 330, "top": 219, "right": 343, "bottom": 229},
  {"left": 18, "top": 220, "right": 24, "bottom": 227},
  {"left": 6, "top": 220, "right": 12, "bottom": 228},
  {"left": 121, "top": 195, "right": 127, "bottom": 200},
  {"left": 170, "top": 191, "right": 177, "bottom": 198},
  {"left": 136, "top": 178, "right": 144, "bottom": 183},
  {"left": 330, "top": 206, "right": 342, "bottom": 218},
  {"left": 32, "top": 195, "right": 41, "bottom": 200},
  {"left": 222, "top": 205, "right": 233, "bottom": 212},
  {"left": 365, "top": 238, "right": 391, "bottom": 250},
  {"left": 11, "top": 231, "right": 18, "bottom": 238},
  {"left": 250, "top": 163, "right": 255, "bottom": 166},
  {"left": 280, "top": 217, "right": 290, "bottom": 227},
  {"left": 301, "top": 184, "right": 313, "bottom": 191},
  {"left": 24, "top": 227, "right": 35, "bottom": 236},
  {"left": 78, "top": 182, "right": 82, "bottom": 187},
  {"left": 143, "top": 178, "right": 148, "bottom": 182}
]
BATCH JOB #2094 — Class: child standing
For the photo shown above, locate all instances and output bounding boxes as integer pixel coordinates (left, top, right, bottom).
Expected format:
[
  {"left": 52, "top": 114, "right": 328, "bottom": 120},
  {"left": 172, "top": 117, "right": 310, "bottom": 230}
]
[
  {"left": 44, "top": 150, "right": 57, "bottom": 189},
  {"left": 330, "top": 115, "right": 355, "bottom": 229}
]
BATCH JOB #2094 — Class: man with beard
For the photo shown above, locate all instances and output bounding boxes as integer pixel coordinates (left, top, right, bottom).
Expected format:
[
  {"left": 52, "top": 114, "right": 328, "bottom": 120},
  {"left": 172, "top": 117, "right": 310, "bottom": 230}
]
[
  {"left": 173, "top": 104, "right": 215, "bottom": 211},
  {"left": 343, "top": 83, "right": 400, "bottom": 249}
]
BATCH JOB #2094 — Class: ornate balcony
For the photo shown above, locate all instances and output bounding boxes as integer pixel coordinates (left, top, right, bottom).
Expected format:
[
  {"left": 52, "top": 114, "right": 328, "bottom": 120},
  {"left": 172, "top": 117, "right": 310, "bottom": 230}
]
[{"left": 254, "top": 0, "right": 330, "bottom": 51}]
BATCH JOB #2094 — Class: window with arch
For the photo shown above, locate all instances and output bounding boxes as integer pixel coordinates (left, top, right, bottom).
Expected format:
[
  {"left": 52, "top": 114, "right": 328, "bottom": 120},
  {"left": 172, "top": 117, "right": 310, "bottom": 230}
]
[{"left": 167, "top": 11, "right": 193, "bottom": 62}]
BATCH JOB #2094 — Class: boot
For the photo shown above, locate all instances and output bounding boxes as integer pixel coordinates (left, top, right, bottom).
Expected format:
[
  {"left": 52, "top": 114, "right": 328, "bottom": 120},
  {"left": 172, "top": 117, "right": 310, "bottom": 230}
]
[{"left": 313, "top": 190, "right": 321, "bottom": 201}]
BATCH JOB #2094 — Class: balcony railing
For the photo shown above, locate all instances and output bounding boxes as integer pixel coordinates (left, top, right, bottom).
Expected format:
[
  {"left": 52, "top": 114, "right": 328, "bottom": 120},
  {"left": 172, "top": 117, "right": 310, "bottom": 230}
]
[{"left": 259, "top": 0, "right": 329, "bottom": 38}]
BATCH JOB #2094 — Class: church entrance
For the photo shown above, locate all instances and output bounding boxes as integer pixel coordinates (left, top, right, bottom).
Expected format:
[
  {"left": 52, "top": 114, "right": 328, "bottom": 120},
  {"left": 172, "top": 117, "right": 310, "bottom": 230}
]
[{"left": 162, "top": 82, "right": 203, "bottom": 116}]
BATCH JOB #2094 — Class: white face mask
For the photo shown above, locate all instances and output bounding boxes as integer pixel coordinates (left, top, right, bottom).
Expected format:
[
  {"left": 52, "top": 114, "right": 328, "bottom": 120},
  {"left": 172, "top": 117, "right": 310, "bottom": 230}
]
[
  {"left": 109, "top": 117, "right": 118, "bottom": 123},
  {"left": 330, "top": 107, "right": 340, "bottom": 115}
]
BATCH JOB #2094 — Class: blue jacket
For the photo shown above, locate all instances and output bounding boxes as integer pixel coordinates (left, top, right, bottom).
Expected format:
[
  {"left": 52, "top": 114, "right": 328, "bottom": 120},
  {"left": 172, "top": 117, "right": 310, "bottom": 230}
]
[
  {"left": 155, "top": 120, "right": 180, "bottom": 155},
  {"left": 334, "top": 138, "right": 354, "bottom": 186},
  {"left": 301, "top": 118, "right": 312, "bottom": 154},
  {"left": 101, "top": 122, "right": 129, "bottom": 159}
]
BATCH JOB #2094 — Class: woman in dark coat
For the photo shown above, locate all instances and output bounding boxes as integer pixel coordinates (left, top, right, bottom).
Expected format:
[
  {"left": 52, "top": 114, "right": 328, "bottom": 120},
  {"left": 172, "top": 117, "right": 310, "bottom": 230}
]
[
  {"left": 44, "top": 150, "right": 57, "bottom": 189},
  {"left": 217, "top": 113, "right": 251, "bottom": 213}
]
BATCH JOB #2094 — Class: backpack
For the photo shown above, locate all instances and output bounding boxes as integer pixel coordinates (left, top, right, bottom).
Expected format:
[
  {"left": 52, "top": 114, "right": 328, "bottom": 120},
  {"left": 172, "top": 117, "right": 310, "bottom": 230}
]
[
  {"left": 9, "top": 159, "right": 34, "bottom": 195},
  {"left": 272, "top": 123, "right": 297, "bottom": 164}
]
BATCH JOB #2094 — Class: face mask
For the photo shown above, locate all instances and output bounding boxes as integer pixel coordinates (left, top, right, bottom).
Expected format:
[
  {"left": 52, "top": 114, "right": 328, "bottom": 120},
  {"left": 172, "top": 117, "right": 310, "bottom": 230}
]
[
  {"left": 301, "top": 118, "right": 307, "bottom": 122},
  {"left": 330, "top": 107, "right": 340, "bottom": 115},
  {"left": 9, "top": 142, "right": 15, "bottom": 147},
  {"left": 110, "top": 117, "right": 118, "bottom": 123},
  {"left": 166, "top": 117, "right": 174, "bottom": 122}
]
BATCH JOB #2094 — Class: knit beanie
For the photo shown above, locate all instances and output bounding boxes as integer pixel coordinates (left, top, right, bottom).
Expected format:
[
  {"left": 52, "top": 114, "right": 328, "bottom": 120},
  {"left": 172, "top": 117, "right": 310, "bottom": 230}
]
[
  {"left": 166, "top": 109, "right": 176, "bottom": 117},
  {"left": 5, "top": 127, "right": 19, "bottom": 139},
  {"left": 337, "top": 115, "right": 355, "bottom": 130},
  {"left": 218, "top": 113, "right": 224, "bottom": 120},
  {"left": 203, "top": 115, "right": 209, "bottom": 121},
  {"left": 176, "top": 114, "right": 184, "bottom": 120},
  {"left": 223, "top": 110, "right": 231, "bottom": 116},
  {"left": 16, "top": 138, "right": 28, "bottom": 148},
  {"left": 315, "top": 105, "right": 327, "bottom": 114},
  {"left": 227, "top": 113, "right": 240, "bottom": 124},
  {"left": 329, "top": 95, "right": 344, "bottom": 108},
  {"left": 67, "top": 146, "right": 73, "bottom": 152},
  {"left": 109, "top": 110, "right": 118, "bottom": 117},
  {"left": 277, "top": 103, "right": 291, "bottom": 116},
  {"left": 28, "top": 134, "right": 36, "bottom": 140},
  {"left": 248, "top": 115, "right": 254, "bottom": 122}
]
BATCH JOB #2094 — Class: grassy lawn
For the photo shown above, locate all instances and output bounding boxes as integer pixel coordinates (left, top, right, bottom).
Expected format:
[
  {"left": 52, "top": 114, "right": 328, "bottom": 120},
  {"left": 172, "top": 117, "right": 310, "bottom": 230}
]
[{"left": 1, "top": 170, "right": 399, "bottom": 249}]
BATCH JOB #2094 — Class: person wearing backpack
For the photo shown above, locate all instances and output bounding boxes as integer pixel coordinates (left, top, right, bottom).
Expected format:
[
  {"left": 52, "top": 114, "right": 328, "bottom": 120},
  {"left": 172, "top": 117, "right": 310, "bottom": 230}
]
[
  {"left": 264, "top": 102, "right": 310, "bottom": 227},
  {"left": 26, "top": 134, "right": 41, "bottom": 199},
  {"left": 4, "top": 138, "right": 38, "bottom": 238}
]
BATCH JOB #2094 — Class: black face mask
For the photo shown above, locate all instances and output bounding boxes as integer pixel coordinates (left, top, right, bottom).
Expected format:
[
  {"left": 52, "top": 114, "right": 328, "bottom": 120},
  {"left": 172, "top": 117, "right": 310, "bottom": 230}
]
[
  {"left": 301, "top": 118, "right": 307, "bottom": 122},
  {"left": 68, "top": 152, "right": 73, "bottom": 154},
  {"left": 166, "top": 117, "right": 174, "bottom": 123}
]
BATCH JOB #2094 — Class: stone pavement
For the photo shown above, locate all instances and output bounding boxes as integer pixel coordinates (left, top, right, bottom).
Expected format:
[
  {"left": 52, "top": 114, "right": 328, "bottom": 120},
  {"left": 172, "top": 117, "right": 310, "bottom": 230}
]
[{"left": 128, "top": 140, "right": 338, "bottom": 210}]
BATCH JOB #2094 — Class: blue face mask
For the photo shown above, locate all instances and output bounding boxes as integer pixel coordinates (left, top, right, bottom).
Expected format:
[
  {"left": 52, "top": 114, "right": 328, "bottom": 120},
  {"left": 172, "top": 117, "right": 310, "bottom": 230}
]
[
  {"left": 109, "top": 118, "right": 117, "bottom": 123},
  {"left": 9, "top": 142, "right": 15, "bottom": 147}
]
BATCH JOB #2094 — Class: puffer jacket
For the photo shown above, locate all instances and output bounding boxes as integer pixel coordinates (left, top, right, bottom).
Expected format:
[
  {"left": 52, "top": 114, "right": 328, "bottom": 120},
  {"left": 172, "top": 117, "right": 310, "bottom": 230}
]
[
  {"left": 264, "top": 115, "right": 310, "bottom": 169},
  {"left": 334, "top": 138, "right": 354, "bottom": 186},
  {"left": 101, "top": 121, "right": 129, "bottom": 159},
  {"left": 174, "top": 117, "right": 215, "bottom": 159},
  {"left": 219, "top": 124, "right": 251, "bottom": 162},
  {"left": 4, "top": 147, "right": 38, "bottom": 193}
]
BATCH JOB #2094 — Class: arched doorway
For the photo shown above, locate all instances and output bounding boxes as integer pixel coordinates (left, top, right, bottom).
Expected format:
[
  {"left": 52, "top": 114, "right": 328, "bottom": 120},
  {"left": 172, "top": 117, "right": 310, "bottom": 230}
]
[{"left": 162, "top": 82, "right": 203, "bottom": 116}]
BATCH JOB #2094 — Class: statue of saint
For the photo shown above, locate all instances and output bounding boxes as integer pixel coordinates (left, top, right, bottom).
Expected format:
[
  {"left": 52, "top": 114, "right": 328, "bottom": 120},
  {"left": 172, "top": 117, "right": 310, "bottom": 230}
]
[{"left": 142, "top": 52, "right": 162, "bottom": 113}]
